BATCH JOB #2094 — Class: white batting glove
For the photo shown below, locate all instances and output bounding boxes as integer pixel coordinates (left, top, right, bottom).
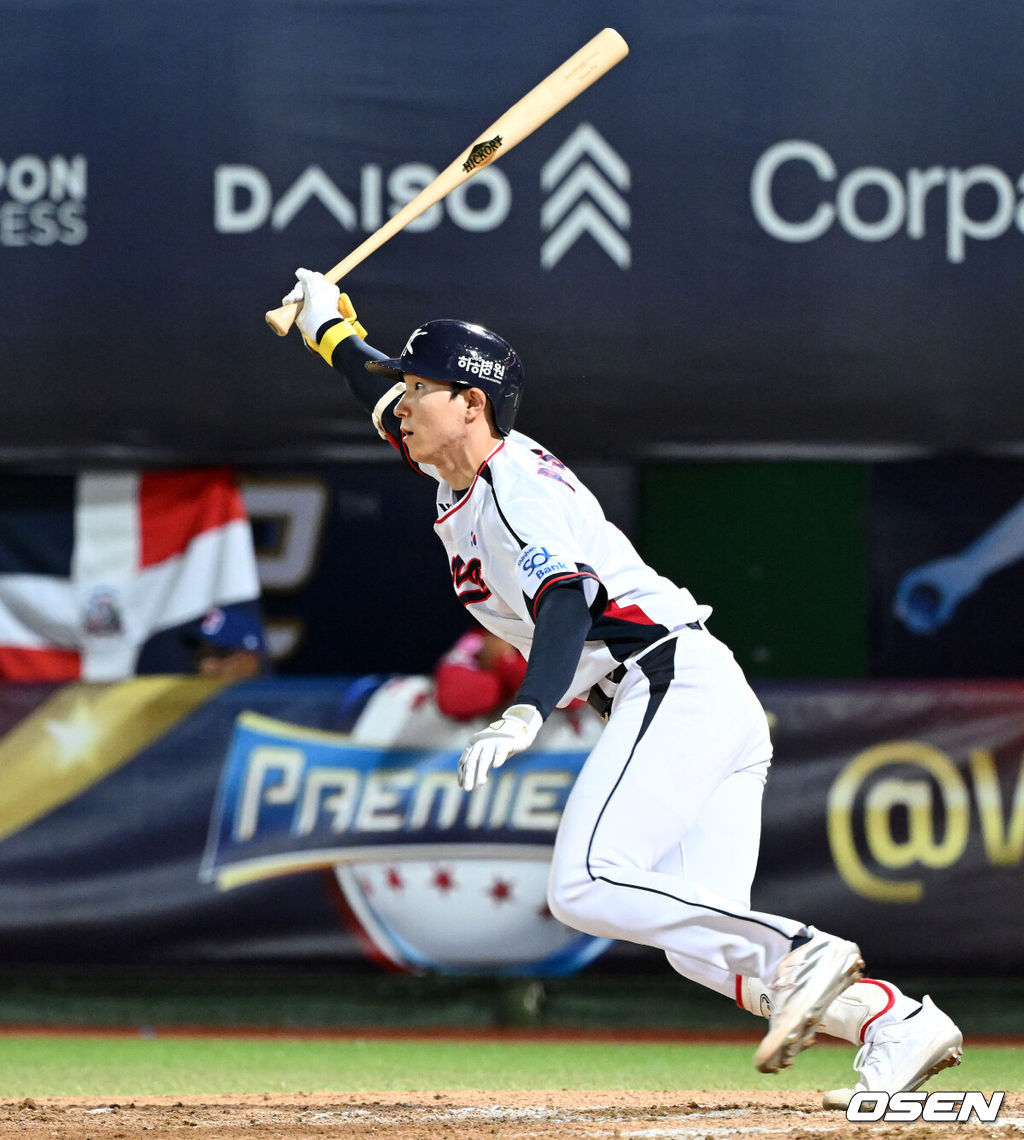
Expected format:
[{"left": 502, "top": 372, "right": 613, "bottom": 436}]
[
  {"left": 458, "top": 704, "right": 543, "bottom": 792},
  {"left": 283, "top": 268, "right": 344, "bottom": 347}
]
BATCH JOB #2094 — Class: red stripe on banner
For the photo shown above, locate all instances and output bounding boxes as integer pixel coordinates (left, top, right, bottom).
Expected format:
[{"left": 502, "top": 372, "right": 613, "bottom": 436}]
[
  {"left": 0, "top": 645, "right": 81, "bottom": 681},
  {"left": 602, "top": 598, "right": 656, "bottom": 625},
  {"left": 139, "top": 468, "right": 247, "bottom": 568}
]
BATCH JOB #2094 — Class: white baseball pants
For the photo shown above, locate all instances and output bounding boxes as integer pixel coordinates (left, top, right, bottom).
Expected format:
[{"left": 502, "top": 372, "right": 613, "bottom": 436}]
[{"left": 548, "top": 626, "right": 806, "bottom": 989}]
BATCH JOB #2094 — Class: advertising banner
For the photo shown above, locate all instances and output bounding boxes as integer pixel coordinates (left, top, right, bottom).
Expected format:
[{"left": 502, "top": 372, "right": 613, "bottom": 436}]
[
  {"left": 0, "top": 673, "right": 1019, "bottom": 975},
  {"left": 867, "top": 458, "right": 1024, "bottom": 678},
  {"left": 201, "top": 680, "right": 608, "bottom": 975},
  {"left": 3, "top": 1, "right": 1024, "bottom": 465},
  {"left": 756, "top": 681, "right": 1024, "bottom": 972}
]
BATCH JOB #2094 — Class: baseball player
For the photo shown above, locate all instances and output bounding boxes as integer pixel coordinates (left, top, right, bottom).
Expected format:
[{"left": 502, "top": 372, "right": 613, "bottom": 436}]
[{"left": 283, "top": 270, "right": 963, "bottom": 1100}]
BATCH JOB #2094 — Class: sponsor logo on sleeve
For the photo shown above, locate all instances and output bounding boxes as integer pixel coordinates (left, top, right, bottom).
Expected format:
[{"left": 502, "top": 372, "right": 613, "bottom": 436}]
[{"left": 517, "top": 546, "right": 573, "bottom": 589}]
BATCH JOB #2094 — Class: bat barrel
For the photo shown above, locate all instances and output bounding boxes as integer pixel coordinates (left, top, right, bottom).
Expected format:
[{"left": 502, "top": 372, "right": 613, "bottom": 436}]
[{"left": 266, "top": 28, "right": 628, "bottom": 338}]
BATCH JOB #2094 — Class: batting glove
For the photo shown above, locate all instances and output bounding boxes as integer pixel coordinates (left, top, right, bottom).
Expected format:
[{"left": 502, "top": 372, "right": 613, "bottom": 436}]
[
  {"left": 458, "top": 704, "right": 543, "bottom": 792},
  {"left": 283, "top": 269, "right": 366, "bottom": 359}
]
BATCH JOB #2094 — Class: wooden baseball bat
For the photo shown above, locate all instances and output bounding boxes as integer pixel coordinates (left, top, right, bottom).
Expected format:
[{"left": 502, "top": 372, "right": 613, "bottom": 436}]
[{"left": 265, "top": 27, "right": 628, "bottom": 335}]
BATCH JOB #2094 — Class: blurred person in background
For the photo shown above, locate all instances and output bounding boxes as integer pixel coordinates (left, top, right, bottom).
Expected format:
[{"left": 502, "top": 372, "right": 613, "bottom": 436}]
[
  {"left": 180, "top": 602, "right": 267, "bottom": 680},
  {"left": 433, "top": 627, "right": 527, "bottom": 721},
  {"left": 435, "top": 625, "right": 585, "bottom": 722}
]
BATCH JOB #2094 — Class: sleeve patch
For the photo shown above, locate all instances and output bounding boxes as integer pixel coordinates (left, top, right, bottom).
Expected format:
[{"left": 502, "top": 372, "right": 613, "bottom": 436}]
[{"left": 515, "top": 545, "right": 577, "bottom": 595}]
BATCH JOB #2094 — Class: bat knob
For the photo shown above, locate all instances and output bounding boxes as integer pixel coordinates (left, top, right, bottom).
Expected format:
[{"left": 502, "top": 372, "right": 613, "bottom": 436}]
[{"left": 265, "top": 304, "right": 298, "bottom": 336}]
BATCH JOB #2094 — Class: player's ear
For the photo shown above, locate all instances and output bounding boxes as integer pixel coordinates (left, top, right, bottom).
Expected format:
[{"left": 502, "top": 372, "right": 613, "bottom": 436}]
[{"left": 463, "top": 386, "right": 489, "bottom": 422}]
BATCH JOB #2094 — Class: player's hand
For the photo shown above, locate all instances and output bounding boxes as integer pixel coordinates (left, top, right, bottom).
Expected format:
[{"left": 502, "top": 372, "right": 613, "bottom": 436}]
[
  {"left": 283, "top": 269, "right": 366, "bottom": 350},
  {"left": 458, "top": 703, "right": 543, "bottom": 791}
]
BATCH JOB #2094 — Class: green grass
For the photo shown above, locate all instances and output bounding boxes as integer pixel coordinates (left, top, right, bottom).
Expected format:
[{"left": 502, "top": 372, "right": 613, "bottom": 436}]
[
  {"left": 0, "top": 1036, "right": 1020, "bottom": 1099},
  {"left": 5, "top": 966, "right": 1023, "bottom": 1036}
]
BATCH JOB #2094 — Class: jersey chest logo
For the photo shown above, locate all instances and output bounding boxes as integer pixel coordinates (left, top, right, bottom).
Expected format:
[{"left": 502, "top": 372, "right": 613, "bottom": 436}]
[{"left": 450, "top": 554, "right": 492, "bottom": 606}]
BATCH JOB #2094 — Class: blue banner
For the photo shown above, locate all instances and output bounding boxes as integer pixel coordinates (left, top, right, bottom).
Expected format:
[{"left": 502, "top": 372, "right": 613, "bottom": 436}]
[
  {"left": 0, "top": 672, "right": 1020, "bottom": 974},
  {"left": 3, "top": 1, "right": 1024, "bottom": 464},
  {"left": 200, "top": 703, "right": 605, "bottom": 975},
  {"left": 202, "top": 712, "right": 584, "bottom": 881}
]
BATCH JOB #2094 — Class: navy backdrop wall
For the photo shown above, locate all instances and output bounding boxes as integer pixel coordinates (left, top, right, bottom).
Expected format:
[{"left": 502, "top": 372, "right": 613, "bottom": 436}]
[
  {"left": 3, "top": 1, "right": 1024, "bottom": 466},
  {"left": 241, "top": 458, "right": 1024, "bottom": 681}
]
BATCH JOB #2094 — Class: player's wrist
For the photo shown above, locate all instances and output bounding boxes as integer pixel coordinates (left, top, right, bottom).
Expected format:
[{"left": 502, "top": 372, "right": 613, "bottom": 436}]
[
  {"left": 316, "top": 318, "right": 360, "bottom": 363},
  {"left": 509, "top": 693, "right": 549, "bottom": 721},
  {"left": 501, "top": 703, "right": 544, "bottom": 742},
  {"left": 505, "top": 700, "right": 542, "bottom": 718}
]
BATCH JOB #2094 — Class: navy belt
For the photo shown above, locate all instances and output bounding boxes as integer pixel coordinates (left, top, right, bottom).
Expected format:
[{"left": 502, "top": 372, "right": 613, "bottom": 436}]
[
  {"left": 608, "top": 621, "right": 703, "bottom": 683},
  {"left": 589, "top": 622, "right": 703, "bottom": 719}
]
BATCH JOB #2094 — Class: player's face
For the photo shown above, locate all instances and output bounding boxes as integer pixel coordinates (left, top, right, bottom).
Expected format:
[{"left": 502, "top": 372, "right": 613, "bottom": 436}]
[{"left": 394, "top": 375, "right": 466, "bottom": 462}]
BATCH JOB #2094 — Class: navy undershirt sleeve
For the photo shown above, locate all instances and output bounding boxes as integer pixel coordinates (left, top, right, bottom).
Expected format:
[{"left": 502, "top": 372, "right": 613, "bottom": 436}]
[
  {"left": 330, "top": 334, "right": 403, "bottom": 438},
  {"left": 514, "top": 583, "right": 593, "bottom": 719}
]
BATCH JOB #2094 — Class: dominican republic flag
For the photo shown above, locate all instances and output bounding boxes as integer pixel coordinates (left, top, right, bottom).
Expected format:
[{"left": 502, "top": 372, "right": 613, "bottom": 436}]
[{"left": 0, "top": 469, "right": 262, "bottom": 681}]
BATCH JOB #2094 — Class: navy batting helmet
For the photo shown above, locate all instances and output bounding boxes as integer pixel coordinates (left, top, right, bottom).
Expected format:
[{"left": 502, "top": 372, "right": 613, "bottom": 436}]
[{"left": 366, "top": 319, "right": 524, "bottom": 436}]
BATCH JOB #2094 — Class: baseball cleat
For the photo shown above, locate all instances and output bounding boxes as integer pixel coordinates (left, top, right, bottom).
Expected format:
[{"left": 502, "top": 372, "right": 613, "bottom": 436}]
[
  {"left": 821, "top": 995, "right": 964, "bottom": 1110},
  {"left": 753, "top": 929, "right": 864, "bottom": 1074}
]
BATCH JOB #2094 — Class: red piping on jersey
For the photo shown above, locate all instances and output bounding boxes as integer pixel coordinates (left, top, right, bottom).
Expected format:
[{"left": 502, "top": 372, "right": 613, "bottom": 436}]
[
  {"left": 735, "top": 974, "right": 745, "bottom": 1010},
  {"left": 533, "top": 570, "right": 600, "bottom": 616},
  {"left": 388, "top": 428, "right": 432, "bottom": 478},
  {"left": 434, "top": 440, "right": 506, "bottom": 525},
  {"left": 602, "top": 598, "right": 657, "bottom": 625},
  {"left": 858, "top": 978, "right": 896, "bottom": 1042}
]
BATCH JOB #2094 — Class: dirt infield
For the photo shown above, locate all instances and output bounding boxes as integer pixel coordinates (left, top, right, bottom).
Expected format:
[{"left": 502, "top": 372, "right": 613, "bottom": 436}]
[{"left": 2, "top": 1090, "right": 1020, "bottom": 1139}]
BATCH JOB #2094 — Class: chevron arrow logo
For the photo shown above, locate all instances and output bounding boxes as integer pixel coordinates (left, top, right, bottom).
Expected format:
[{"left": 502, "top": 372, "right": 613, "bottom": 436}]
[
  {"left": 271, "top": 166, "right": 358, "bottom": 231},
  {"left": 540, "top": 124, "right": 631, "bottom": 269}
]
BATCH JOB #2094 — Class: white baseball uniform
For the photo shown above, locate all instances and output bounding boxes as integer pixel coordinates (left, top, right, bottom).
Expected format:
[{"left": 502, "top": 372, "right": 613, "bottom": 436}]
[
  {"left": 371, "top": 409, "right": 808, "bottom": 989},
  {"left": 295, "top": 288, "right": 960, "bottom": 1093}
]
